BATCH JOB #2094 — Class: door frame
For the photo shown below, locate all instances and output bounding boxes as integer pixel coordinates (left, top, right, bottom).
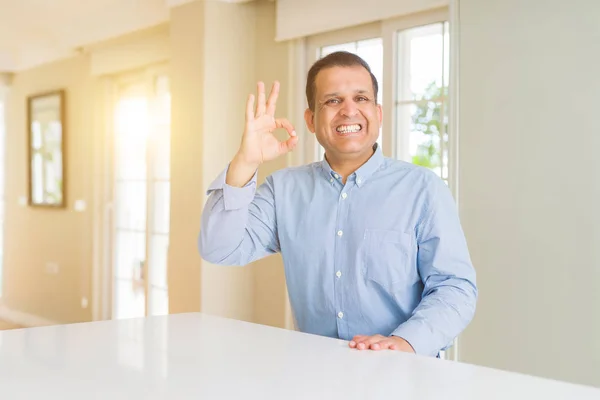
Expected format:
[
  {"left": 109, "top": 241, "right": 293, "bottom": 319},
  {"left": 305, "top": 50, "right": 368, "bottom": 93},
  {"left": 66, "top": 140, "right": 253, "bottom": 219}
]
[{"left": 93, "top": 63, "right": 169, "bottom": 321}]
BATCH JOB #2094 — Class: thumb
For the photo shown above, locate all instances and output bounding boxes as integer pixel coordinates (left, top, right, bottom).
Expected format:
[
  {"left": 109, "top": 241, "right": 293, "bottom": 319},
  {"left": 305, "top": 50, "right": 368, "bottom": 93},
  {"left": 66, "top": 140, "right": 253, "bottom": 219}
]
[{"left": 278, "top": 135, "right": 299, "bottom": 155}]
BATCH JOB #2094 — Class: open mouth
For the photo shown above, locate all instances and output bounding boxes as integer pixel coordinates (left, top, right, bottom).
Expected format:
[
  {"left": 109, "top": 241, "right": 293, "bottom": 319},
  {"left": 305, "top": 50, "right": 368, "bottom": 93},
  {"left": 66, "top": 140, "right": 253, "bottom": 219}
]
[{"left": 335, "top": 124, "right": 362, "bottom": 135}]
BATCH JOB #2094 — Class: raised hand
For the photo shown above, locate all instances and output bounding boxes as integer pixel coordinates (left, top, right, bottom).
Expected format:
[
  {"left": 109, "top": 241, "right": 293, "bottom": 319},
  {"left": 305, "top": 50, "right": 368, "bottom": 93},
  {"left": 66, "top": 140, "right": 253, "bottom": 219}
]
[
  {"left": 227, "top": 81, "right": 298, "bottom": 187},
  {"left": 238, "top": 81, "right": 298, "bottom": 166}
]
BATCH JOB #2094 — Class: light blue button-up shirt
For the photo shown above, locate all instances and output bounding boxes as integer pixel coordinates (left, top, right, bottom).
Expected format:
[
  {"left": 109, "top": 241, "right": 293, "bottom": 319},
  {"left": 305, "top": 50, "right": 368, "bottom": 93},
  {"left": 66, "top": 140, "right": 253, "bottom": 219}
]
[{"left": 198, "top": 144, "right": 477, "bottom": 357}]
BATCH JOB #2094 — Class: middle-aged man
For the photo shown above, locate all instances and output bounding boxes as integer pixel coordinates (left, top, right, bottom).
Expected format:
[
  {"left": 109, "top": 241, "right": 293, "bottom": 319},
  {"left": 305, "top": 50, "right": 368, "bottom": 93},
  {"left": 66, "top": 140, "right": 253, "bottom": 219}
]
[{"left": 198, "top": 51, "right": 477, "bottom": 357}]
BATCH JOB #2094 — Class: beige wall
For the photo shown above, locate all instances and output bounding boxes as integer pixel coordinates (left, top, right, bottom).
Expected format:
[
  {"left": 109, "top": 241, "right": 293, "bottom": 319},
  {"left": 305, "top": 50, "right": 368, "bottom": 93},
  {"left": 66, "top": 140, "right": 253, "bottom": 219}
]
[
  {"left": 1, "top": 0, "right": 290, "bottom": 328},
  {"left": 168, "top": 0, "right": 290, "bottom": 327},
  {"left": 251, "top": 0, "right": 291, "bottom": 328},
  {"left": 199, "top": 0, "right": 257, "bottom": 322},
  {"left": 3, "top": 55, "right": 95, "bottom": 323},
  {"left": 166, "top": 0, "right": 204, "bottom": 316},
  {"left": 2, "top": 26, "right": 173, "bottom": 324},
  {"left": 458, "top": 0, "right": 600, "bottom": 388}
]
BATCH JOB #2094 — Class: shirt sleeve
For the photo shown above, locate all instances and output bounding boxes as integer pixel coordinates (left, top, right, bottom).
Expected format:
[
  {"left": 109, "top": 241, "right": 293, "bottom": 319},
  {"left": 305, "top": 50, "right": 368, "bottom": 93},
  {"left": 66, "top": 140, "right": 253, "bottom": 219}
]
[
  {"left": 390, "top": 175, "right": 478, "bottom": 356},
  {"left": 198, "top": 165, "right": 280, "bottom": 266}
]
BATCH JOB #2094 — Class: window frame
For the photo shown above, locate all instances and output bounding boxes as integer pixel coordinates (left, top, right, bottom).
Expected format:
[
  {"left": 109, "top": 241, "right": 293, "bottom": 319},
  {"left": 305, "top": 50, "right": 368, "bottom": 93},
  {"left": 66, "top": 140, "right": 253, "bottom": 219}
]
[
  {"left": 382, "top": 7, "right": 451, "bottom": 185},
  {"left": 95, "top": 63, "right": 171, "bottom": 322}
]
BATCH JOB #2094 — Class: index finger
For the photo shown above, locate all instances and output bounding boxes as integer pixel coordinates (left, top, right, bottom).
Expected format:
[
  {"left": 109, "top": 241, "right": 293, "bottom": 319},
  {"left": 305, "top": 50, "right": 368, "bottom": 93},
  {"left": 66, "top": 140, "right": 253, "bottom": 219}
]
[
  {"left": 275, "top": 118, "right": 296, "bottom": 137},
  {"left": 266, "top": 81, "right": 280, "bottom": 116}
]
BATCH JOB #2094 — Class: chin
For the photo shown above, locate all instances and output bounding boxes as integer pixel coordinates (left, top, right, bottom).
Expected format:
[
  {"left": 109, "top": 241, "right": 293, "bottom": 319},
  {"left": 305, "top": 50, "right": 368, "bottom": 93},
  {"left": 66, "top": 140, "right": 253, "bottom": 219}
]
[{"left": 330, "top": 141, "right": 373, "bottom": 155}]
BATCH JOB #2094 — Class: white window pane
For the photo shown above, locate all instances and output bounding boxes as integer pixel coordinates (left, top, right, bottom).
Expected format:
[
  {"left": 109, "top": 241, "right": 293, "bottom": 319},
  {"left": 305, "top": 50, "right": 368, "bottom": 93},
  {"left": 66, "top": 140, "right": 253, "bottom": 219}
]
[
  {"left": 115, "top": 181, "right": 147, "bottom": 231},
  {"left": 114, "top": 230, "right": 146, "bottom": 280},
  {"left": 149, "top": 234, "right": 168, "bottom": 290},
  {"left": 115, "top": 97, "right": 149, "bottom": 135},
  {"left": 356, "top": 38, "right": 383, "bottom": 147},
  {"left": 153, "top": 128, "right": 170, "bottom": 180},
  {"left": 111, "top": 77, "right": 171, "bottom": 320},
  {"left": 320, "top": 42, "right": 357, "bottom": 56},
  {"left": 397, "top": 23, "right": 445, "bottom": 102},
  {"left": 152, "top": 182, "right": 170, "bottom": 234},
  {"left": 356, "top": 38, "right": 383, "bottom": 105},
  {"left": 150, "top": 75, "right": 171, "bottom": 180},
  {"left": 152, "top": 76, "right": 171, "bottom": 126},
  {"left": 115, "top": 135, "right": 146, "bottom": 180},
  {"left": 149, "top": 234, "right": 169, "bottom": 289},
  {"left": 396, "top": 101, "right": 446, "bottom": 178},
  {"left": 115, "top": 97, "right": 148, "bottom": 180}
]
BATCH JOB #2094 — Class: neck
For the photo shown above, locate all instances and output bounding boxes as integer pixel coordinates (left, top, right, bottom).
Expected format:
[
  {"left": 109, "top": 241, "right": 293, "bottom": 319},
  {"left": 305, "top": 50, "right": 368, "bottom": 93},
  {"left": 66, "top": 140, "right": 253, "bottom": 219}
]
[{"left": 325, "top": 147, "right": 375, "bottom": 184}]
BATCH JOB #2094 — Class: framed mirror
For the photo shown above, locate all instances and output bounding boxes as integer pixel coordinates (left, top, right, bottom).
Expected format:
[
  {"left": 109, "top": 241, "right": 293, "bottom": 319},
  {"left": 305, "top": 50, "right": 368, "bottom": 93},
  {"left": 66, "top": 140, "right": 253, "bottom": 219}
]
[{"left": 27, "top": 90, "right": 66, "bottom": 208}]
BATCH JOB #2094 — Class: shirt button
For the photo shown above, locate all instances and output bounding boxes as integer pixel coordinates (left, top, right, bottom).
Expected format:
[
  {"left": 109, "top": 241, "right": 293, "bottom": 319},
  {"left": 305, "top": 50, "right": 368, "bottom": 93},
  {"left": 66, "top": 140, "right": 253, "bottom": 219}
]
[
  {"left": 334, "top": 174, "right": 339, "bottom": 179},
  {"left": 357, "top": 178, "right": 362, "bottom": 184},
  {"left": 338, "top": 312, "right": 344, "bottom": 319},
  {"left": 341, "top": 193, "right": 347, "bottom": 199},
  {"left": 337, "top": 230, "right": 343, "bottom": 237},
  {"left": 330, "top": 178, "right": 334, "bottom": 183},
  {"left": 336, "top": 271, "right": 342, "bottom": 278}
]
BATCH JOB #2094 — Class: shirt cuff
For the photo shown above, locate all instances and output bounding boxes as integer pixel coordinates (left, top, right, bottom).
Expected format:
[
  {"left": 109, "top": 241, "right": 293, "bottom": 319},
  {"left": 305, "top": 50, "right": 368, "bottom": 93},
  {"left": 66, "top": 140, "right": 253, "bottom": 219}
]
[
  {"left": 390, "top": 319, "right": 438, "bottom": 357},
  {"left": 206, "top": 165, "right": 258, "bottom": 211}
]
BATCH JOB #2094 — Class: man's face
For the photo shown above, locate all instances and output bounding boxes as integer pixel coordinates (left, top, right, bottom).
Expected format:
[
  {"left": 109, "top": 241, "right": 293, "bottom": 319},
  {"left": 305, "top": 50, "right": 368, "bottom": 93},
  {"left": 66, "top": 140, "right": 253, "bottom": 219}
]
[{"left": 305, "top": 65, "right": 382, "bottom": 161}]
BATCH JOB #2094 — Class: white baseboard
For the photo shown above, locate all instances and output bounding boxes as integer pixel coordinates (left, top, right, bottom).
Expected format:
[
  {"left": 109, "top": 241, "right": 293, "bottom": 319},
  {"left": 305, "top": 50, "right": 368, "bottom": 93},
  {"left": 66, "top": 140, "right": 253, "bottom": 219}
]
[{"left": 0, "top": 305, "right": 58, "bottom": 327}]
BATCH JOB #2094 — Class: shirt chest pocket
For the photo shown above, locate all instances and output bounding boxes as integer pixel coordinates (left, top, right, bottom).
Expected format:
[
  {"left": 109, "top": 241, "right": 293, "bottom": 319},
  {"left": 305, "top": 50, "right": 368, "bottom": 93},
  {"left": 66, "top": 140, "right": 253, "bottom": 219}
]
[{"left": 362, "top": 229, "right": 414, "bottom": 292}]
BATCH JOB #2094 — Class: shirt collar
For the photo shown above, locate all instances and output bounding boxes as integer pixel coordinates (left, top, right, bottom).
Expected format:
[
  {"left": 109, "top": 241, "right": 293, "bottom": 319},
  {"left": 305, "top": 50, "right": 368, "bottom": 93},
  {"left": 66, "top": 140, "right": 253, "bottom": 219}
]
[{"left": 319, "top": 143, "right": 384, "bottom": 187}]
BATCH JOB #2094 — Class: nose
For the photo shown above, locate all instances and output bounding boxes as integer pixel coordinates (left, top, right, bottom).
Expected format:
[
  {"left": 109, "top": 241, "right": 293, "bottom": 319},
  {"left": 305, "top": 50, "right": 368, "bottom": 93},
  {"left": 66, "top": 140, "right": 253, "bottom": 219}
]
[{"left": 340, "top": 101, "right": 359, "bottom": 118}]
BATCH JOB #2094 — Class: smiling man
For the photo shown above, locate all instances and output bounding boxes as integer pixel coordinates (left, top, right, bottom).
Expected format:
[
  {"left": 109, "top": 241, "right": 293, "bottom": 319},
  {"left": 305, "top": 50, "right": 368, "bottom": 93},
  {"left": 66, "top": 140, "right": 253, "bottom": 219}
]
[{"left": 198, "top": 51, "right": 477, "bottom": 357}]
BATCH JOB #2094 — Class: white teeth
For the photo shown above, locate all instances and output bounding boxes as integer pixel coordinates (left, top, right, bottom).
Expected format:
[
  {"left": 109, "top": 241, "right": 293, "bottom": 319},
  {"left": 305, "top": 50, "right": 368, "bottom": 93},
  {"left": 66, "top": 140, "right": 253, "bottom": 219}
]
[{"left": 336, "top": 124, "right": 361, "bottom": 133}]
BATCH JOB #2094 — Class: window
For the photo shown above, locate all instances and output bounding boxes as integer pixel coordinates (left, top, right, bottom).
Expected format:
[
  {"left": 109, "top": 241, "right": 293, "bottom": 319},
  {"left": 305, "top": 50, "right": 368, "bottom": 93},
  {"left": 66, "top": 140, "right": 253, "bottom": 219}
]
[
  {"left": 395, "top": 22, "right": 450, "bottom": 184},
  {"left": 108, "top": 69, "right": 171, "bottom": 320}
]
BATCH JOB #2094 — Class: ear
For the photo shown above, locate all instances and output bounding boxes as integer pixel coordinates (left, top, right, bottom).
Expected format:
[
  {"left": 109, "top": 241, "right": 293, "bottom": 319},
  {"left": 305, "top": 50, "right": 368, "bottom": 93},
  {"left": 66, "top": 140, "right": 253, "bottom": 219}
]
[
  {"left": 304, "top": 108, "right": 315, "bottom": 133},
  {"left": 377, "top": 103, "right": 382, "bottom": 124}
]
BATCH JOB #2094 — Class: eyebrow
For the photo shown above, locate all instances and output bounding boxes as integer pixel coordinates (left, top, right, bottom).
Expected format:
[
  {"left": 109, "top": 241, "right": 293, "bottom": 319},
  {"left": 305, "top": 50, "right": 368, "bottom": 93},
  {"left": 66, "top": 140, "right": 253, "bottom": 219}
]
[{"left": 322, "top": 90, "right": 370, "bottom": 98}]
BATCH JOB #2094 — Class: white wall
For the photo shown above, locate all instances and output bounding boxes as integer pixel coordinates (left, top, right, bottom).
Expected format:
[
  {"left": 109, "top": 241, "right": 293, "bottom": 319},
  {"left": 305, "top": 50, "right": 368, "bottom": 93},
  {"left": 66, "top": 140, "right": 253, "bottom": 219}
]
[
  {"left": 458, "top": 0, "right": 600, "bottom": 388},
  {"left": 168, "top": 0, "right": 291, "bottom": 327},
  {"left": 200, "top": 0, "right": 257, "bottom": 321},
  {"left": 276, "top": 0, "right": 447, "bottom": 40}
]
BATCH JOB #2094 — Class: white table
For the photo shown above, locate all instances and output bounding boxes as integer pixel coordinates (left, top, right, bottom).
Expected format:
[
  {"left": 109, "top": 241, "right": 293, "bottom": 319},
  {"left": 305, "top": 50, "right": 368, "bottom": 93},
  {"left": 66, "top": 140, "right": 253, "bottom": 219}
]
[{"left": 0, "top": 313, "right": 598, "bottom": 399}]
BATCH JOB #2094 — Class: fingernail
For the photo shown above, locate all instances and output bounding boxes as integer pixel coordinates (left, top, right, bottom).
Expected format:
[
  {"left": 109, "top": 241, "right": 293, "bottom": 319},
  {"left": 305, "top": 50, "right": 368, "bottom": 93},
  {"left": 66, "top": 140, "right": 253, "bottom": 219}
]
[
  {"left": 349, "top": 341, "right": 355, "bottom": 346},
  {"left": 291, "top": 130, "right": 296, "bottom": 136}
]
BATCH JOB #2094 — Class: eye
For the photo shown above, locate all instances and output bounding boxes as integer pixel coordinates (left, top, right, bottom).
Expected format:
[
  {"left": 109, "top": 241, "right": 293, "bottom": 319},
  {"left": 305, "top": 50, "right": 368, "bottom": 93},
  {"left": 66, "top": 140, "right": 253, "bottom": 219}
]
[
  {"left": 326, "top": 98, "right": 340, "bottom": 104},
  {"left": 356, "top": 96, "right": 369, "bottom": 102}
]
